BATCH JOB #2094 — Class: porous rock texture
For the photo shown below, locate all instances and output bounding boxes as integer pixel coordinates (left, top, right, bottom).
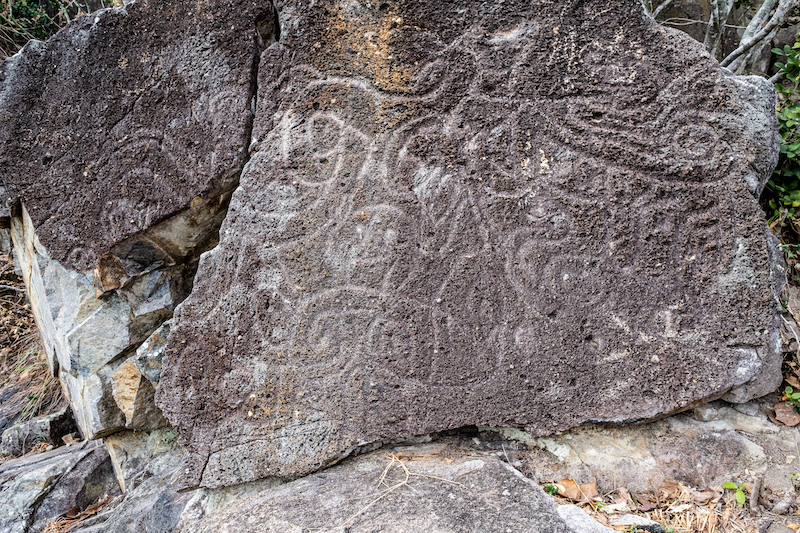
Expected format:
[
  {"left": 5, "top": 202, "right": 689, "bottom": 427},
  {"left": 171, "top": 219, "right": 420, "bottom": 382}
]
[
  {"left": 0, "top": 0, "right": 273, "bottom": 272},
  {"left": 0, "top": 0, "right": 276, "bottom": 439},
  {"left": 157, "top": 0, "right": 784, "bottom": 488}
]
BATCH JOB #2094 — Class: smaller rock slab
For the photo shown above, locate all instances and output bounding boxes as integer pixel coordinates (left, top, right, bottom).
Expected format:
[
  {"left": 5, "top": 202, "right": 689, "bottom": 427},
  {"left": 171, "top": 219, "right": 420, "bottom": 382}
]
[
  {"left": 0, "top": 405, "right": 76, "bottom": 457},
  {"left": 513, "top": 400, "right": 777, "bottom": 493},
  {"left": 0, "top": 0, "right": 275, "bottom": 271},
  {"left": 186, "top": 442, "right": 606, "bottom": 533},
  {"left": 0, "top": 440, "right": 116, "bottom": 533}
]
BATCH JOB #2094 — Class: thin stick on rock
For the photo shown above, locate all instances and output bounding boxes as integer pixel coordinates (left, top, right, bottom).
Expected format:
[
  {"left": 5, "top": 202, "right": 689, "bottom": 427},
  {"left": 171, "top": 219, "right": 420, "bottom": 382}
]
[{"left": 750, "top": 475, "right": 763, "bottom": 514}]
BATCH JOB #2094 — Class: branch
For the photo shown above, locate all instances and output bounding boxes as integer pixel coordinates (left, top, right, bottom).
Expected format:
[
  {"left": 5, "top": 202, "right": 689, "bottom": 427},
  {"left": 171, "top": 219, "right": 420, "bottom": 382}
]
[
  {"left": 720, "top": 0, "right": 799, "bottom": 68},
  {"left": 727, "top": 22, "right": 781, "bottom": 72},
  {"left": 651, "top": 0, "right": 676, "bottom": 20},
  {"left": 703, "top": 0, "right": 735, "bottom": 57},
  {"left": 742, "top": 0, "right": 779, "bottom": 42}
]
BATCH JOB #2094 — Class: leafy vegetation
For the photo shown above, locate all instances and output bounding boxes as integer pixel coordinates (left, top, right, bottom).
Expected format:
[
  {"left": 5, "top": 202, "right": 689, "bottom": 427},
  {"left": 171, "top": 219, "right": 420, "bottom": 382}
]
[
  {"left": 0, "top": 1, "right": 115, "bottom": 58},
  {"left": 542, "top": 482, "right": 559, "bottom": 496},
  {"left": 722, "top": 481, "right": 748, "bottom": 506},
  {"left": 765, "top": 37, "right": 800, "bottom": 234}
]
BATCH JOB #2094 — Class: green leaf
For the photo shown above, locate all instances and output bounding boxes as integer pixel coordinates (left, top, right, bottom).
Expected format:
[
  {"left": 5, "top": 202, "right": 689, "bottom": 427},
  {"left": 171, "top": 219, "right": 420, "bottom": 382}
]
[
  {"left": 722, "top": 481, "right": 738, "bottom": 490},
  {"left": 775, "top": 48, "right": 787, "bottom": 55},
  {"left": 735, "top": 490, "right": 746, "bottom": 506}
]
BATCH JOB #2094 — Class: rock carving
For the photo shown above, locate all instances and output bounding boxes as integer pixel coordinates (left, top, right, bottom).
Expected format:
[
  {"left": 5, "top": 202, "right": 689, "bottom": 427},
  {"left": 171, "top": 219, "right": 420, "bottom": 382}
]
[{"left": 156, "top": 0, "right": 784, "bottom": 488}]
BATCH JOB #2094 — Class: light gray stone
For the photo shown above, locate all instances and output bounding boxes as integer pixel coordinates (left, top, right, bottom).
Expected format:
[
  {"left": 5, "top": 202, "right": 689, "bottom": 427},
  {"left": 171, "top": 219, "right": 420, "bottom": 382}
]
[
  {"left": 0, "top": 440, "right": 115, "bottom": 533},
  {"left": 0, "top": 406, "right": 74, "bottom": 457},
  {"left": 130, "top": 320, "right": 171, "bottom": 385},
  {"left": 506, "top": 400, "right": 777, "bottom": 493},
  {"left": 557, "top": 505, "right": 616, "bottom": 533},
  {"left": 104, "top": 428, "right": 180, "bottom": 494},
  {"left": 68, "top": 433, "right": 189, "bottom": 533},
  {"left": 10, "top": 206, "right": 183, "bottom": 439},
  {"left": 182, "top": 441, "right": 603, "bottom": 533}
]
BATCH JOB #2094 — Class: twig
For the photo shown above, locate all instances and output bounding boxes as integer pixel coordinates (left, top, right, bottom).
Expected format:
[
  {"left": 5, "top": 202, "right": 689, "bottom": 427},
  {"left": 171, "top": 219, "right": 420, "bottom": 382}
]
[
  {"left": 0, "top": 284, "right": 24, "bottom": 293},
  {"left": 650, "top": 0, "right": 676, "bottom": 20},
  {"left": 721, "top": 0, "right": 798, "bottom": 68},
  {"left": 750, "top": 474, "right": 763, "bottom": 514}
]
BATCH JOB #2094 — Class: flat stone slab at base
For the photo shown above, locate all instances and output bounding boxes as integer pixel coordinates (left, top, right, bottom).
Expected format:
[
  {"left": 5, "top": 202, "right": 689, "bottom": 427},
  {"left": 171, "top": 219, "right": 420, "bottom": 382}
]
[
  {"left": 185, "top": 442, "right": 610, "bottom": 533},
  {"left": 158, "top": 0, "right": 783, "bottom": 488}
]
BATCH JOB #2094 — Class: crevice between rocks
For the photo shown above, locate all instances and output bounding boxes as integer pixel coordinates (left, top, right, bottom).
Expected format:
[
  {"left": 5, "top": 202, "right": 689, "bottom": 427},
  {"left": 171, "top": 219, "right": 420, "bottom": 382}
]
[{"left": 189, "top": 6, "right": 281, "bottom": 489}]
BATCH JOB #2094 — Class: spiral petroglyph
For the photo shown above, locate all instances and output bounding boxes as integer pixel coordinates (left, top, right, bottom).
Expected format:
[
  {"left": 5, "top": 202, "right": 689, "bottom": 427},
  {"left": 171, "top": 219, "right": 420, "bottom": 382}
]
[{"left": 155, "top": 0, "right": 783, "bottom": 488}]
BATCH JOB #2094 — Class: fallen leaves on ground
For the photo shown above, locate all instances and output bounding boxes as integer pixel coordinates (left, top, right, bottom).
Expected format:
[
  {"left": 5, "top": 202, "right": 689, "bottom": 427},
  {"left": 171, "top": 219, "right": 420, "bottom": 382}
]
[
  {"left": 555, "top": 478, "right": 600, "bottom": 502},
  {"left": 774, "top": 402, "right": 800, "bottom": 426},
  {"left": 542, "top": 478, "right": 758, "bottom": 533},
  {"left": 42, "top": 495, "right": 114, "bottom": 532}
]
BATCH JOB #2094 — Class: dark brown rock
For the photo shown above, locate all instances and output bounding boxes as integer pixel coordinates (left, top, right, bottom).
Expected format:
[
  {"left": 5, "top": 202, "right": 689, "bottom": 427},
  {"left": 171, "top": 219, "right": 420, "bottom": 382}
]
[
  {"left": 0, "top": 0, "right": 275, "bottom": 272},
  {"left": 157, "top": 0, "right": 783, "bottom": 488}
]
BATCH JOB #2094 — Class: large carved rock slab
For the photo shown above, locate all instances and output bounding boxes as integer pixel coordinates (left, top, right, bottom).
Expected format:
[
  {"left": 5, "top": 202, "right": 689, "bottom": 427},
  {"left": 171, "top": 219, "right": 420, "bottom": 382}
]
[
  {"left": 158, "top": 0, "right": 783, "bottom": 488},
  {"left": 0, "top": 0, "right": 274, "bottom": 272}
]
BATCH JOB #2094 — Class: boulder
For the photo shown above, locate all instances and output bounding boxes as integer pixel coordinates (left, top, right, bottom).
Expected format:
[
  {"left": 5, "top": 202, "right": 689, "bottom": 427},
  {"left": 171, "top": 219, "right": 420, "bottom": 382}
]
[
  {"left": 0, "top": 0, "right": 275, "bottom": 272},
  {"left": 0, "top": 405, "right": 76, "bottom": 457},
  {"left": 0, "top": 0, "right": 277, "bottom": 439},
  {"left": 157, "top": 0, "right": 783, "bottom": 488},
  {"left": 0, "top": 440, "right": 118, "bottom": 533},
  {"left": 182, "top": 442, "right": 612, "bottom": 533}
]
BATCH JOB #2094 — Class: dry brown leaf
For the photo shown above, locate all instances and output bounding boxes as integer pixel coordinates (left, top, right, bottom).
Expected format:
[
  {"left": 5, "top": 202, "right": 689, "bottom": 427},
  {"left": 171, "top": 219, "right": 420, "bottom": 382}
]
[
  {"left": 787, "top": 375, "right": 800, "bottom": 389},
  {"left": 557, "top": 479, "right": 583, "bottom": 501},
  {"left": 692, "top": 488, "right": 717, "bottom": 504},
  {"left": 659, "top": 480, "right": 684, "bottom": 500},
  {"left": 775, "top": 403, "right": 800, "bottom": 427},
  {"left": 43, "top": 495, "right": 114, "bottom": 533},
  {"left": 788, "top": 524, "right": 800, "bottom": 531},
  {"left": 556, "top": 479, "right": 599, "bottom": 502},
  {"left": 581, "top": 481, "right": 600, "bottom": 500}
]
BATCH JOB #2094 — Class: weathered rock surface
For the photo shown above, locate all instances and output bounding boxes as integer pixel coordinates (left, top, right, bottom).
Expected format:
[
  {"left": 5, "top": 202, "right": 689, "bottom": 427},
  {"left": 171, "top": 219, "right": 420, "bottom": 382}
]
[
  {"left": 497, "top": 399, "right": 779, "bottom": 493},
  {"left": 0, "top": 406, "right": 76, "bottom": 457},
  {"left": 1, "top": 0, "right": 277, "bottom": 440},
  {"left": 158, "top": 0, "right": 783, "bottom": 488},
  {"left": 10, "top": 207, "right": 181, "bottom": 439},
  {"left": 68, "top": 428, "right": 190, "bottom": 533},
  {"left": 183, "top": 442, "right": 611, "bottom": 533},
  {"left": 0, "top": 0, "right": 274, "bottom": 272},
  {"left": 0, "top": 440, "right": 118, "bottom": 533}
]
